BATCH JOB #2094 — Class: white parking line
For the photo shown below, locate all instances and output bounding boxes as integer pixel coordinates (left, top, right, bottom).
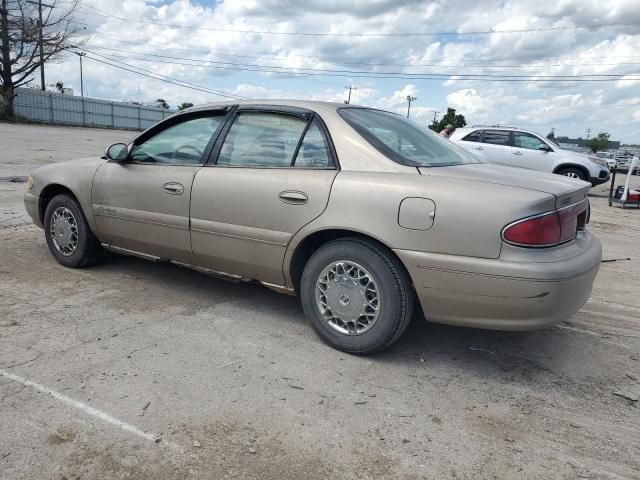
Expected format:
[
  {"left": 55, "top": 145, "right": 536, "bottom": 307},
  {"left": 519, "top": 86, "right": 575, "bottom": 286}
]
[{"left": 0, "top": 368, "right": 176, "bottom": 448}]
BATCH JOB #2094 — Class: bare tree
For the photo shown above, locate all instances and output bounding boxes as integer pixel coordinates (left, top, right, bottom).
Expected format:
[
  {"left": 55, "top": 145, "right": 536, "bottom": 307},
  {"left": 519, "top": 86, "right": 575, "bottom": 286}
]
[{"left": 0, "top": 0, "right": 80, "bottom": 117}]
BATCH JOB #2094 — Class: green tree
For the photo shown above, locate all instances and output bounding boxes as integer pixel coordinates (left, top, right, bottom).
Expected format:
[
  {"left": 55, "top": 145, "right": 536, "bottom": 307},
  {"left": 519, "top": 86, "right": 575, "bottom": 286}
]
[
  {"left": 429, "top": 107, "right": 466, "bottom": 132},
  {"left": 586, "top": 132, "right": 610, "bottom": 153},
  {"left": 155, "top": 98, "right": 170, "bottom": 109},
  {"left": 177, "top": 102, "right": 194, "bottom": 110},
  {"left": 546, "top": 130, "right": 555, "bottom": 141}
]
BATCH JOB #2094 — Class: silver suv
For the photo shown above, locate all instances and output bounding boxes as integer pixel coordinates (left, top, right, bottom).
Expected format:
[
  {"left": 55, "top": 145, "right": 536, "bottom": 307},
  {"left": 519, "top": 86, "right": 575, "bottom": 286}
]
[{"left": 449, "top": 126, "right": 610, "bottom": 186}]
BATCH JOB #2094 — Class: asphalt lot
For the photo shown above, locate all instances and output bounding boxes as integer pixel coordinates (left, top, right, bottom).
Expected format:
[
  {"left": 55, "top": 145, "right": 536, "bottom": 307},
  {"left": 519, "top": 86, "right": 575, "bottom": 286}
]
[{"left": 1, "top": 122, "right": 639, "bottom": 480}]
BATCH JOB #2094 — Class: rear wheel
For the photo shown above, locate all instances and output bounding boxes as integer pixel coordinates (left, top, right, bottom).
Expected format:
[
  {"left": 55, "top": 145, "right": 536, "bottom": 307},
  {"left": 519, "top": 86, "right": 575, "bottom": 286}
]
[
  {"left": 557, "top": 167, "right": 587, "bottom": 182},
  {"left": 44, "top": 194, "right": 104, "bottom": 268},
  {"left": 300, "top": 238, "right": 413, "bottom": 354}
]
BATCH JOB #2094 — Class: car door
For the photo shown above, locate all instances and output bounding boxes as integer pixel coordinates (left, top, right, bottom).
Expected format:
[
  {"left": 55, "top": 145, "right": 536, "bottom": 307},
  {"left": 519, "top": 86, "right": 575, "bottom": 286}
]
[
  {"left": 92, "top": 110, "right": 229, "bottom": 262},
  {"left": 454, "top": 129, "right": 484, "bottom": 156},
  {"left": 475, "top": 129, "right": 513, "bottom": 165},
  {"left": 509, "top": 131, "right": 556, "bottom": 172},
  {"left": 190, "top": 107, "right": 338, "bottom": 286}
]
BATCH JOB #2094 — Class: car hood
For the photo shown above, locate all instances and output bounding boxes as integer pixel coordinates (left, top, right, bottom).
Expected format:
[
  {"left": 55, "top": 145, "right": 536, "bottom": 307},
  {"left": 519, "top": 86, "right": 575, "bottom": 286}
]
[{"left": 418, "top": 163, "right": 589, "bottom": 207}]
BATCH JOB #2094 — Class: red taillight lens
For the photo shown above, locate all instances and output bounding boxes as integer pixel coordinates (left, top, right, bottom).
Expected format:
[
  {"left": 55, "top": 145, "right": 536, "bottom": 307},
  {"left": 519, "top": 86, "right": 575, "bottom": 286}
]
[
  {"left": 503, "top": 211, "right": 561, "bottom": 246},
  {"left": 502, "top": 200, "right": 588, "bottom": 247}
]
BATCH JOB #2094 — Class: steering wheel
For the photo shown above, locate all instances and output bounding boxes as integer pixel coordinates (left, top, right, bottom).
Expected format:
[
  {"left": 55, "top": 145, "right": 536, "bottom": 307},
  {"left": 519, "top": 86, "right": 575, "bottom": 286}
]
[{"left": 172, "top": 144, "right": 203, "bottom": 162}]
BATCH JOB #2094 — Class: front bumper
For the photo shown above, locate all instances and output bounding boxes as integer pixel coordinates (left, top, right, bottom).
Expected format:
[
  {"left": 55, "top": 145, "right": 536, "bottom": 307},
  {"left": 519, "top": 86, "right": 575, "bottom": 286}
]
[
  {"left": 395, "top": 231, "right": 602, "bottom": 330},
  {"left": 24, "top": 192, "right": 42, "bottom": 228},
  {"left": 590, "top": 167, "right": 610, "bottom": 186}
]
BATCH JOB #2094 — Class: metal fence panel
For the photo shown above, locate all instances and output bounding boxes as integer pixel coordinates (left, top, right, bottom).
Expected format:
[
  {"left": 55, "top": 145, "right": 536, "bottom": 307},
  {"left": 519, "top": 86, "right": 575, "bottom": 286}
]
[{"left": 10, "top": 88, "right": 177, "bottom": 130}]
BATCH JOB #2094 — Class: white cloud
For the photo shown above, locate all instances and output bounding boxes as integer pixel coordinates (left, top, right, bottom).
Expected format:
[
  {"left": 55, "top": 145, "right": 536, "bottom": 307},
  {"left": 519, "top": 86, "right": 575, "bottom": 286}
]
[{"left": 30, "top": 0, "right": 638, "bottom": 141}]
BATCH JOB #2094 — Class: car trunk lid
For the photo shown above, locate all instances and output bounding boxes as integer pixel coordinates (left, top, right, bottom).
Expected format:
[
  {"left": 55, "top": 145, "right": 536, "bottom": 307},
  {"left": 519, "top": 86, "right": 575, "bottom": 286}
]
[{"left": 417, "top": 163, "right": 589, "bottom": 208}]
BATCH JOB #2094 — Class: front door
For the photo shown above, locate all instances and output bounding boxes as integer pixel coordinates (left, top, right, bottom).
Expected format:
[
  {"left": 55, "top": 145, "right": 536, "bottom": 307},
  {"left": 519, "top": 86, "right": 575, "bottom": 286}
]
[
  {"left": 190, "top": 108, "right": 338, "bottom": 285},
  {"left": 509, "top": 131, "right": 555, "bottom": 172},
  {"left": 92, "top": 111, "right": 228, "bottom": 262}
]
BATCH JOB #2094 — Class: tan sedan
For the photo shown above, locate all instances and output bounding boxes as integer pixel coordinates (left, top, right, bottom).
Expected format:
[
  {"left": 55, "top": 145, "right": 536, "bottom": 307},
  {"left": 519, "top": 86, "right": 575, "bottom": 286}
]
[{"left": 24, "top": 101, "right": 601, "bottom": 354}]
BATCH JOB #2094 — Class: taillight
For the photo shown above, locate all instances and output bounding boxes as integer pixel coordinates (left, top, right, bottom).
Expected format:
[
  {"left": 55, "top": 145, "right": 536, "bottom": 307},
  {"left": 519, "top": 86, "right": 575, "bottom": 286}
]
[{"left": 502, "top": 200, "right": 588, "bottom": 247}]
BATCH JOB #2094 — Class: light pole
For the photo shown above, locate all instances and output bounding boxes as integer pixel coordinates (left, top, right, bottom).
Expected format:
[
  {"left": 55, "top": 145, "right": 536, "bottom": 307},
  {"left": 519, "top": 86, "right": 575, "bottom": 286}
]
[
  {"left": 406, "top": 95, "right": 417, "bottom": 118},
  {"left": 76, "top": 52, "right": 87, "bottom": 126}
]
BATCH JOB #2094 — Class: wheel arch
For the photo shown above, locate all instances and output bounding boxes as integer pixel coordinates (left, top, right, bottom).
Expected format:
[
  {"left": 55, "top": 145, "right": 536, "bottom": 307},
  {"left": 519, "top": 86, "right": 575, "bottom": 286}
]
[
  {"left": 553, "top": 163, "right": 590, "bottom": 180},
  {"left": 38, "top": 184, "right": 81, "bottom": 225},
  {"left": 287, "top": 228, "right": 413, "bottom": 295}
]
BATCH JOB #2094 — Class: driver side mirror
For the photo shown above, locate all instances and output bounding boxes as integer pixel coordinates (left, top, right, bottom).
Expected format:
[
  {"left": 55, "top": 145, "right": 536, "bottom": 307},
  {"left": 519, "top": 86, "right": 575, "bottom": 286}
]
[
  {"left": 105, "top": 143, "right": 129, "bottom": 162},
  {"left": 538, "top": 143, "right": 552, "bottom": 152}
]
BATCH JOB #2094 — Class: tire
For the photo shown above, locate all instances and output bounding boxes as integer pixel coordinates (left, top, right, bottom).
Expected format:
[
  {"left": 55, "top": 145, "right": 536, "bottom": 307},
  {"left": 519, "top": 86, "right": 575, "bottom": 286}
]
[
  {"left": 300, "top": 237, "right": 413, "bottom": 354},
  {"left": 44, "top": 193, "right": 104, "bottom": 268},
  {"left": 557, "top": 167, "right": 588, "bottom": 182}
]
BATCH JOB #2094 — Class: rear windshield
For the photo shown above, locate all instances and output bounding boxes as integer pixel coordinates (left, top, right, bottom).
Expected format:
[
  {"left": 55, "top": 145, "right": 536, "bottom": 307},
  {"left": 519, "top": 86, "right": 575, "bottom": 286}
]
[{"left": 338, "top": 107, "right": 480, "bottom": 167}]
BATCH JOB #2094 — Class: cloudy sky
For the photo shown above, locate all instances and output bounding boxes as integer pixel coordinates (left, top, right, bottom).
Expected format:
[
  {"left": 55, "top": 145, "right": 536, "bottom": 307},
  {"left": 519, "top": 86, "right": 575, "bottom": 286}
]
[{"left": 43, "top": 0, "right": 640, "bottom": 142}]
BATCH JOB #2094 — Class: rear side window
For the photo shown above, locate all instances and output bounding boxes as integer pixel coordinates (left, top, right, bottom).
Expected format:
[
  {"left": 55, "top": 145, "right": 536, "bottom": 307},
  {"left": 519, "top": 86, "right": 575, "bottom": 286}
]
[
  {"left": 482, "top": 130, "right": 511, "bottom": 146},
  {"left": 462, "top": 130, "right": 483, "bottom": 142},
  {"left": 217, "top": 112, "right": 307, "bottom": 167},
  {"left": 293, "top": 120, "right": 333, "bottom": 168}
]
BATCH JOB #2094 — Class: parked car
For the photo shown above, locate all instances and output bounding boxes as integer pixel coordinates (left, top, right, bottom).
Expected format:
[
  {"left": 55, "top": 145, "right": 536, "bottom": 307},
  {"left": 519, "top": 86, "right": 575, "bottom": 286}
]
[
  {"left": 595, "top": 151, "right": 616, "bottom": 170},
  {"left": 449, "top": 126, "right": 610, "bottom": 186},
  {"left": 24, "top": 101, "right": 602, "bottom": 354}
]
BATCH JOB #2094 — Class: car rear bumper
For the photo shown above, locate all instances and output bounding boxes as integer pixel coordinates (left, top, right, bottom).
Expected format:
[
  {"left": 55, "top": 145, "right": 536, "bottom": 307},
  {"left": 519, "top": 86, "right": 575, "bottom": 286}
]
[
  {"left": 395, "top": 231, "right": 601, "bottom": 330},
  {"left": 24, "top": 192, "right": 43, "bottom": 228}
]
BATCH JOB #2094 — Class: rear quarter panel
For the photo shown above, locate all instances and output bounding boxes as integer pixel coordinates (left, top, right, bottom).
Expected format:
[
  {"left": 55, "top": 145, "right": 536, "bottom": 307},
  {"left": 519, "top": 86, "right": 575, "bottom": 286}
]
[{"left": 284, "top": 170, "right": 557, "bottom": 281}]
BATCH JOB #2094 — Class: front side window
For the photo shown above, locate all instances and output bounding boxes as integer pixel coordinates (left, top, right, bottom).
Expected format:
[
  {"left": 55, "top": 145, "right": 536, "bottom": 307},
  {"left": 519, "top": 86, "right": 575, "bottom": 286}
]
[
  {"left": 338, "top": 108, "right": 479, "bottom": 167},
  {"left": 514, "top": 132, "right": 545, "bottom": 150},
  {"left": 293, "top": 120, "right": 333, "bottom": 168},
  {"left": 217, "top": 112, "right": 307, "bottom": 167},
  {"left": 131, "top": 115, "right": 224, "bottom": 165},
  {"left": 482, "top": 130, "right": 511, "bottom": 146}
]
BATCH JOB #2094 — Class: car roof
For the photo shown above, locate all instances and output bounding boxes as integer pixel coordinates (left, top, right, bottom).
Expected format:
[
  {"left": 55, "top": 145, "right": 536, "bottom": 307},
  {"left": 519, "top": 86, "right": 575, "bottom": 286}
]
[
  {"left": 183, "top": 99, "right": 353, "bottom": 114},
  {"left": 454, "top": 125, "right": 547, "bottom": 137}
]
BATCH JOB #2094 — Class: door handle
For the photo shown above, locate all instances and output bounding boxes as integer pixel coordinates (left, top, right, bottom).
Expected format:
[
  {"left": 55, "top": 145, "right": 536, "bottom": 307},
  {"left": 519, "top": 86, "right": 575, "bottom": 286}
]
[
  {"left": 512, "top": 151, "right": 523, "bottom": 155},
  {"left": 473, "top": 146, "right": 484, "bottom": 150},
  {"left": 278, "top": 191, "right": 308, "bottom": 205},
  {"left": 163, "top": 182, "right": 184, "bottom": 195}
]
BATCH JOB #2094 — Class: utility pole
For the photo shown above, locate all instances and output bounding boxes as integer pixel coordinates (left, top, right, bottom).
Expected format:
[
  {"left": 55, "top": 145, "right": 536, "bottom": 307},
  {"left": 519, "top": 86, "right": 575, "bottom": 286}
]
[
  {"left": 585, "top": 128, "right": 591, "bottom": 141},
  {"left": 431, "top": 110, "right": 440, "bottom": 126},
  {"left": 37, "top": 0, "right": 45, "bottom": 90},
  {"left": 344, "top": 85, "right": 357, "bottom": 104},
  {"left": 406, "top": 95, "right": 417, "bottom": 118},
  {"left": 76, "top": 52, "right": 86, "bottom": 98},
  {"left": 76, "top": 52, "right": 86, "bottom": 126}
]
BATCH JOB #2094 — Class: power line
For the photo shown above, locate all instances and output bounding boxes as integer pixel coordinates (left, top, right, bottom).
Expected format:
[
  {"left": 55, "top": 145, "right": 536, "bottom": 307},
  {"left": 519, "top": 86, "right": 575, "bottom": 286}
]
[
  {"left": 74, "top": 6, "right": 639, "bottom": 37},
  {"left": 83, "top": 33, "right": 640, "bottom": 64},
  {"left": 79, "top": 54, "right": 249, "bottom": 100},
  {"left": 84, "top": 43, "right": 640, "bottom": 70},
  {"left": 82, "top": 48, "right": 640, "bottom": 82}
]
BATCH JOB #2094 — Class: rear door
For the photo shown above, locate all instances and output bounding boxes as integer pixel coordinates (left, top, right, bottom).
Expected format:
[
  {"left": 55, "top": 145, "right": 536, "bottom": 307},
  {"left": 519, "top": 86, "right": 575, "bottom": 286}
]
[
  {"left": 476, "top": 129, "right": 513, "bottom": 165},
  {"left": 510, "top": 131, "right": 555, "bottom": 172},
  {"left": 190, "top": 107, "right": 338, "bottom": 285},
  {"left": 453, "top": 129, "right": 484, "bottom": 157}
]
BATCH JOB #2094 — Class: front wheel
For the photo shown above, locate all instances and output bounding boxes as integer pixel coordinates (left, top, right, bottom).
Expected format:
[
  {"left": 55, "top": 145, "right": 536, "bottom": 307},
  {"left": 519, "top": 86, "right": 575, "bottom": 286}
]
[
  {"left": 44, "top": 194, "right": 104, "bottom": 268},
  {"left": 557, "top": 167, "right": 588, "bottom": 182},
  {"left": 300, "top": 238, "right": 414, "bottom": 354}
]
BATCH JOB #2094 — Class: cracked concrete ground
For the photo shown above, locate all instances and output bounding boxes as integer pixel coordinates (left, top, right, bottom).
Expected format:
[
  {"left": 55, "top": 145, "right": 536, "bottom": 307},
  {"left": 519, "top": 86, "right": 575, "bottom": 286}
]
[{"left": 1, "top": 122, "right": 639, "bottom": 479}]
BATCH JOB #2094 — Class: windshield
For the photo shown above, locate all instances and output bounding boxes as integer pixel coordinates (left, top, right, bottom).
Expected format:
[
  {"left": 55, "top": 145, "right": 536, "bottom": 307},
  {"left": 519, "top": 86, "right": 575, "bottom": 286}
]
[{"left": 338, "top": 107, "right": 480, "bottom": 167}]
